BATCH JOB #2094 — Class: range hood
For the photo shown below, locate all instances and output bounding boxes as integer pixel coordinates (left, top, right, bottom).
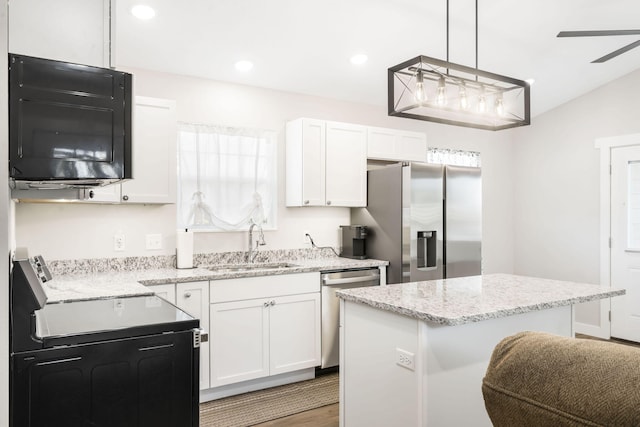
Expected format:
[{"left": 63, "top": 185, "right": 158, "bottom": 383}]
[{"left": 9, "top": 53, "right": 132, "bottom": 191}]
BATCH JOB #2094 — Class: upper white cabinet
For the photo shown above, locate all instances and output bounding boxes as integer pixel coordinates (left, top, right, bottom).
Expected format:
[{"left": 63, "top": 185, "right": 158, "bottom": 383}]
[
  {"left": 85, "top": 96, "right": 177, "bottom": 204},
  {"left": 9, "top": 0, "right": 112, "bottom": 67},
  {"left": 286, "top": 118, "right": 367, "bottom": 207},
  {"left": 367, "top": 126, "right": 427, "bottom": 162}
]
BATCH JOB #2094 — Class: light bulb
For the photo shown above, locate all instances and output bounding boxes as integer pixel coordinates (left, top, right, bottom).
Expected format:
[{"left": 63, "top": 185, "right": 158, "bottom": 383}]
[
  {"left": 459, "top": 84, "right": 469, "bottom": 110},
  {"left": 477, "top": 86, "right": 486, "bottom": 114},
  {"left": 495, "top": 96, "right": 505, "bottom": 117},
  {"left": 414, "top": 72, "right": 427, "bottom": 104},
  {"left": 436, "top": 77, "right": 447, "bottom": 106}
]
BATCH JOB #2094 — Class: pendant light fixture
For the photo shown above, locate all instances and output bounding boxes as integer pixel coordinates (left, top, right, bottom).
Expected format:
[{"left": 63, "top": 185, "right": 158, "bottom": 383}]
[{"left": 388, "top": 0, "right": 530, "bottom": 131}]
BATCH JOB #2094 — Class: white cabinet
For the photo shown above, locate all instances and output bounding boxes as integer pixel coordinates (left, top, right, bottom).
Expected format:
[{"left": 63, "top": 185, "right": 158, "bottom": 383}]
[
  {"left": 209, "top": 273, "right": 321, "bottom": 388},
  {"left": 8, "top": 0, "right": 112, "bottom": 67},
  {"left": 367, "top": 126, "right": 427, "bottom": 162},
  {"left": 150, "top": 281, "right": 210, "bottom": 390},
  {"left": 153, "top": 284, "right": 176, "bottom": 303},
  {"left": 84, "top": 96, "right": 177, "bottom": 204},
  {"left": 286, "top": 118, "right": 367, "bottom": 207},
  {"left": 176, "top": 281, "right": 210, "bottom": 390}
]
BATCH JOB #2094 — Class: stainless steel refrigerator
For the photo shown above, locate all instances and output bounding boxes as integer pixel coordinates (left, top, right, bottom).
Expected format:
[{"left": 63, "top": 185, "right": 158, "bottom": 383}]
[{"left": 351, "top": 162, "right": 481, "bottom": 284}]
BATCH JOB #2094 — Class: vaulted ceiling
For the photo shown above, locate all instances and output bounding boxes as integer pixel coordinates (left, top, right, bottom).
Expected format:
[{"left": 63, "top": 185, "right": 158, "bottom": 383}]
[{"left": 115, "top": 0, "right": 640, "bottom": 117}]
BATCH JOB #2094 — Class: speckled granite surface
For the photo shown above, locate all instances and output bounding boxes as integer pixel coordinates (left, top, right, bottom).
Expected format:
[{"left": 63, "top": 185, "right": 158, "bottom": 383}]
[
  {"left": 42, "top": 252, "right": 388, "bottom": 303},
  {"left": 46, "top": 248, "right": 341, "bottom": 275},
  {"left": 336, "top": 273, "right": 625, "bottom": 326}
]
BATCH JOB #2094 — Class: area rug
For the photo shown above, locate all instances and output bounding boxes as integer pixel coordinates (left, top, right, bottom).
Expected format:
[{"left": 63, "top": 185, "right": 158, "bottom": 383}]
[{"left": 199, "top": 372, "right": 339, "bottom": 427}]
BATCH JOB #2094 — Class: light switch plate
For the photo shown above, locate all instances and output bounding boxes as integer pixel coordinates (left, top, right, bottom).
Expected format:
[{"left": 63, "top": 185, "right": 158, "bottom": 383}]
[{"left": 146, "top": 234, "right": 162, "bottom": 250}]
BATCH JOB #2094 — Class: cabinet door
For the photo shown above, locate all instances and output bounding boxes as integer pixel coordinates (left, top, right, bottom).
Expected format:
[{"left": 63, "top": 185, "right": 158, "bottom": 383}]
[
  {"left": 269, "top": 293, "right": 321, "bottom": 375},
  {"left": 210, "top": 299, "right": 269, "bottom": 387},
  {"left": 176, "top": 281, "right": 210, "bottom": 390},
  {"left": 325, "top": 121, "right": 367, "bottom": 207},
  {"left": 121, "top": 97, "right": 177, "bottom": 204},
  {"left": 397, "top": 131, "right": 427, "bottom": 162},
  {"left": 8, "top": 0, "right": 110, "bottom": 67},
  {"left": 367, "top": 127, "right": 398, "bottom": 160},
  {"left": 367, "top": 127, "right": 427, "bottom": 162},
  {"left": 153, "top": 284, "right": 176, "bottom": 303},
  {"left": 301, "top": 119, "right": 326, "bottom": 206}
]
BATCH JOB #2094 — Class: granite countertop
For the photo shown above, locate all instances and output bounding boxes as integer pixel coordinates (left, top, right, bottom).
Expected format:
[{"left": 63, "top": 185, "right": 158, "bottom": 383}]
[
  {"left": 336, "top": 273, "right": 625, "bottom": 326},
  {"left": 43, "top": 257, "right": 388, "bottom": 303}
]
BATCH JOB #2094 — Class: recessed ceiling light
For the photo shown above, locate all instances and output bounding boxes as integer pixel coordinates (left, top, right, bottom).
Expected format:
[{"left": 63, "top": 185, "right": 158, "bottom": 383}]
[
  {"left": 235, "top": 60, "right": 254, "bottom": 72},
  {"left": 350, "top": 54, "right": 368, "bottom": 65},
  {"left": 526, "top": 78, "right": 535, "bottom": 85},
  {"left": 131, "top": 4, "right": 155, "bottom": 20}
]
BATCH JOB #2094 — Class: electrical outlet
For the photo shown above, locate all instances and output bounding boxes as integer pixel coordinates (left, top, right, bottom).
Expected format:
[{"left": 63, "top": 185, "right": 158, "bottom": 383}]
[
  {"left": 396, "top": 348, "right": 415, "bottom": 371},
  {"left": 114, "top": 233, "right": 126, "bottom": 252},
  {"left": 146, "top": 234, "right": 162, "bottom": 250},
  {"left": 303, "top": 230, "right": 311, "bottom": 245}
]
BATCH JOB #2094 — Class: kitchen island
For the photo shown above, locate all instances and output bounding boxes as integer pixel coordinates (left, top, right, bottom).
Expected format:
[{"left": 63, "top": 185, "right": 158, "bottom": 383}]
[{"left": 337, "top": 273, "right": 624, "bottom": 427}]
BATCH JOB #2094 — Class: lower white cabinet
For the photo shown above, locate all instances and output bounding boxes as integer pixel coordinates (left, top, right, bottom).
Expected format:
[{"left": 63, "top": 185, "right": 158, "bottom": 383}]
[
  {"left": 209, "top": 273, "right": 321, "bottom": 388},
  {"left": 151, "top": 281, "right": 210, "bottom": 390}
]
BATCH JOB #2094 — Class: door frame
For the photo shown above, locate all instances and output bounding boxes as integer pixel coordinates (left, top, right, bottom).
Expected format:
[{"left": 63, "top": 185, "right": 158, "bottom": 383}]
[{"left": 590, "top": 133, "right": 640, "bottom": 338}]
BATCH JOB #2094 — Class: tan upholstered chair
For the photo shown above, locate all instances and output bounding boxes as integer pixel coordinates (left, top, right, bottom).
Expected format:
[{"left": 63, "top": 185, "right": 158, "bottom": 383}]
[{"left": 482, "top": 331, "right": 640, "bottom": 426}]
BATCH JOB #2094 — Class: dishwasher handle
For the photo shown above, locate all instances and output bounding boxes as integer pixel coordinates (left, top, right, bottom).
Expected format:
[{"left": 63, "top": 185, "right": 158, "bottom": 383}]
[{"left": 322, "top": 274, "right": 379, "bottom": 286}]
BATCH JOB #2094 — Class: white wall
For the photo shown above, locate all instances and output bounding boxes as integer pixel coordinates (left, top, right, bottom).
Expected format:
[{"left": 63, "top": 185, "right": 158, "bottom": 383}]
[
  {"left": 512, "top": 68, "right": 640, "bottom": 325},
  {"left": 14, "top": 68, "right": 515, "bottom": 274}
]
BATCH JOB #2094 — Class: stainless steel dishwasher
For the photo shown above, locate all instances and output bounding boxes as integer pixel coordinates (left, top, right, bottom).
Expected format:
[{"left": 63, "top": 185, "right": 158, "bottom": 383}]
[{"left": 321, "top": 267, "right": 380, "bottom": 368}]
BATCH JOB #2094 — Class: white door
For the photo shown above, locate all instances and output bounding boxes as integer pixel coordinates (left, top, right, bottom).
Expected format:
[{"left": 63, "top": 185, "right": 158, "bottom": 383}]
[
  {"left": 325, "top": 121, "right": 367, "bottom": 207},
  {"left": 209, "top": 299, "right": 269, "bottom": 387},
  {"left": 121, "top": 97, "right": 177, "bottom": 203},
  {"left": 176, "top": 281, "right": 210, "bottom": 390},
  {"left": 269, "top": 293, "right": 321, "bottom": 375},
  {"left": 611, "top": 145, "right": 640, "bottom": 341},
  {"left": 301, "top": 119, "right": 326, "bottom": 206}
]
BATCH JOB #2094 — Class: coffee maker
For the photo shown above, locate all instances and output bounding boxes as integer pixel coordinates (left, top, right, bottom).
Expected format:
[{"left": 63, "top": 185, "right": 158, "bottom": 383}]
[{"left": 340, "top": 225, "right": 368, "bottom": 259}]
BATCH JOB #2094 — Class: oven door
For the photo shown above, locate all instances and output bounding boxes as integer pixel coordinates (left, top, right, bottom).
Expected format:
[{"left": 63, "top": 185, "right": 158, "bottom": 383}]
[{"left": 11, "top": 330, "right": 198, "bottom": 427}]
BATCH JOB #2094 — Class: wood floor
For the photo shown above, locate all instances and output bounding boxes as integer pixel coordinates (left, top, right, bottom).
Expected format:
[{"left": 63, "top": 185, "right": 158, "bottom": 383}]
[{"left": 252, "top": 403, "right": 339, "bottom": 427}]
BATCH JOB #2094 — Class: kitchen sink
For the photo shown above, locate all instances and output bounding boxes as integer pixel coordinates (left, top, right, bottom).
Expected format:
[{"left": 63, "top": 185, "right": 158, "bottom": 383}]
[{"left": 205, "top": 262, "right": 299, "bottom": 273}]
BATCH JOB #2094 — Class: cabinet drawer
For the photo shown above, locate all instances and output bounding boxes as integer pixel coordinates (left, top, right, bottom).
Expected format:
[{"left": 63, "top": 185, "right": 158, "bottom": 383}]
[{"left": 210, "top": 272, "right": 320, "bottom": 303}]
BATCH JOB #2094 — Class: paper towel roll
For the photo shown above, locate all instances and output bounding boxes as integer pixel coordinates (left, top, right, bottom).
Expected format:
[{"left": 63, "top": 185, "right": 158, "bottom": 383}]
[{"left": 176, "top": 229, "right": 194, "bottom": 269}]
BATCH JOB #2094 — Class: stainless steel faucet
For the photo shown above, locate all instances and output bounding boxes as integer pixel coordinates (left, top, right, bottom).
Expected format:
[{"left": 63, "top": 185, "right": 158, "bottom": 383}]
[{"left": 247, "top": 222, "right": 266, "bottom": 263}]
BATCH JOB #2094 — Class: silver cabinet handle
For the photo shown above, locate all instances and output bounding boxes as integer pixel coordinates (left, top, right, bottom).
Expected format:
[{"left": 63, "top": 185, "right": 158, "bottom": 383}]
[
  {"left": 264, "top": 301, "right": 270, "bottom": 308},
  {"left": 270, "top": 300, "right": 276, "bottom": 306},
  {"left": 304, "top": 200, "right": 310, "bottom": 205},
  {"left": 122, "top": 195, "right": 129, "bottom": 201},
  {"left": 326, "top": 200, "right": 331, "bottom": 205},
  {"left": 184, "top": 292, "right": 191, "bottom": 298}
]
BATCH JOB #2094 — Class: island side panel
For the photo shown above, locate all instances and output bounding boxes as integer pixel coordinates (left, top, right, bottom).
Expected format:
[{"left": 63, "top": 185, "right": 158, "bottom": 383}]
[
  {"left": 341, "top": 299, "right": 574, "bottom": 427},
  {"left": 340, "top": 300, "right": 423, "bottom": 427},
  {"left": 422, "top": 305, "right": 573, "bottom": 426}
]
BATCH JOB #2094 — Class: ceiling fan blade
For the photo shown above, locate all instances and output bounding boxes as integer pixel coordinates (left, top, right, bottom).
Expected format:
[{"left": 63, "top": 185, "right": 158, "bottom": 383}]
[
  {"left": 558, "top": 30, "right": 640, "bottom": 37},
  {"left": 592, "top": 39, "right": 640, "bottom": 63}
]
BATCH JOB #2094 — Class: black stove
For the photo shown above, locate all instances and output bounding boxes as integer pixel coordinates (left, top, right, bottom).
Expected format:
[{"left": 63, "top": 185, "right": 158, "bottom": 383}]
[{"left": 10, "top": 256, "right": 201, "bottom": 427}]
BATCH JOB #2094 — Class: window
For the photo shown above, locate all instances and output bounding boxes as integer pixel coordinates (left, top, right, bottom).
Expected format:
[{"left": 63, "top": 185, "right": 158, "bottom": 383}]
[
  {"left": 427, "top": 147, "right": 481, "bottom": 167},
  {"left": 177, "top": 123, "right": 277, "bottom": 231}
]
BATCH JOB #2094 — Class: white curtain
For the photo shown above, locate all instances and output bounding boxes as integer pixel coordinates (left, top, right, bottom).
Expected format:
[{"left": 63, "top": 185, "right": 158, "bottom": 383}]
[
  {"left": 177, "top": 123, "right": 277, "bottom": 231},
  {"left": 426, "top": 147, "right": 481, "bottom": 167}
]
